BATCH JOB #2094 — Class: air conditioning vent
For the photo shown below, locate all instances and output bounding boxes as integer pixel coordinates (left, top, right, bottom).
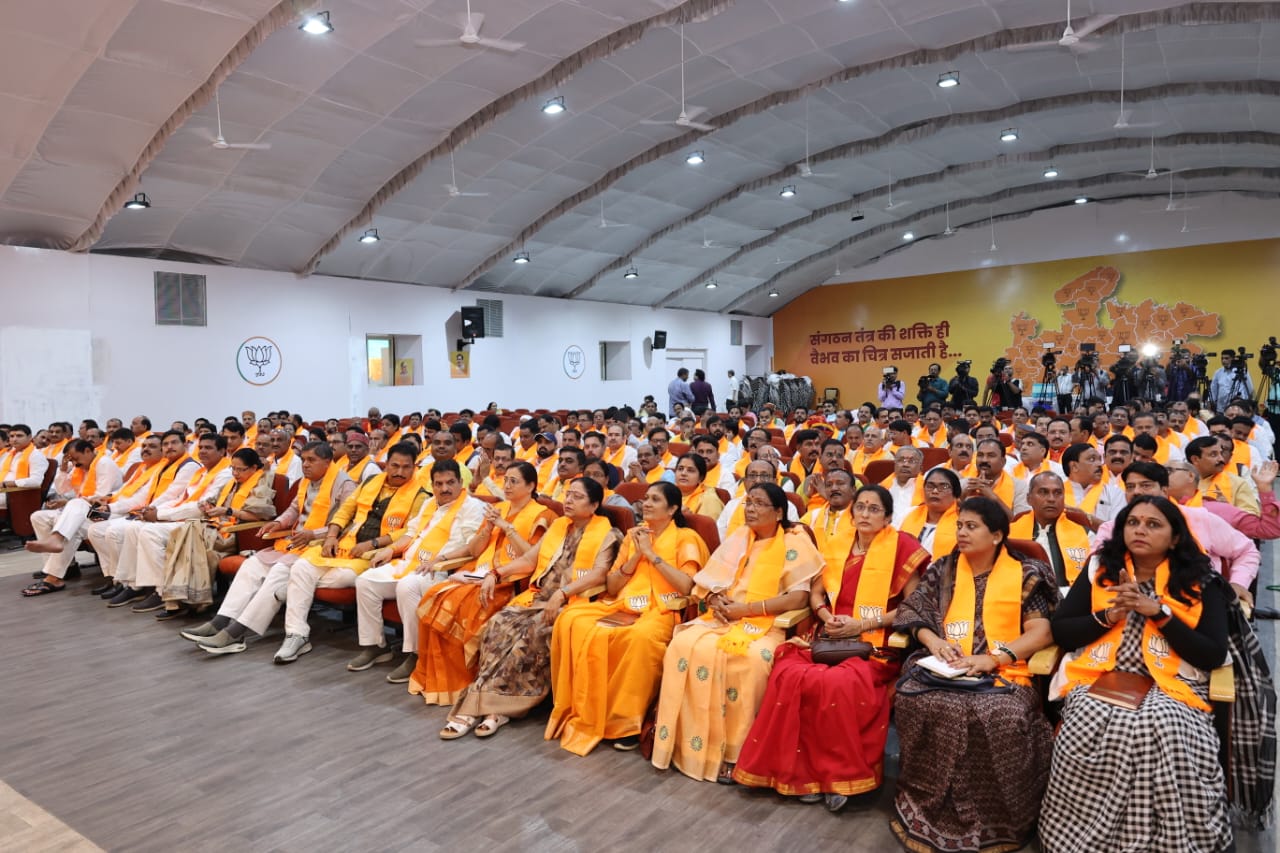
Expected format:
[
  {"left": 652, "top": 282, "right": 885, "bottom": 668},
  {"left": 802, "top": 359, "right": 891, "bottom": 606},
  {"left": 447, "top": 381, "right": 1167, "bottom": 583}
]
[{"left": 154, "top": 272, "right": 207, "bottom": 326}]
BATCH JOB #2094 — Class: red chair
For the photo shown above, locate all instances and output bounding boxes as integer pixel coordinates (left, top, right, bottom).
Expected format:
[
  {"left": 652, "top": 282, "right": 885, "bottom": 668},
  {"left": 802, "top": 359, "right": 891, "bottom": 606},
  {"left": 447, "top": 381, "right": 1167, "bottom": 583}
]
[
  {"left": 862, "top": 459, "right": 895, "bottom": 486},
  {"left": 600, "top": 504, "right": 635, "bottom": 532},
  {"left": 1007, "top": 538, "right": 1048, "bottom": 563},
  {"left": 1, "top": 462, "right": 57, "bottom": 538},
  {"left": 614, "top": 482, "right": 649, "bottom": 504},
  {"left": 684, "top": 512, "right": 720, "bottom": 553},
  {"left": 536, "top": 495, "right": 563, "bottom": 516},
  {"left": 219, "top": 475, "right": 295, "bottom": 579},
  {"left": 920, "top": 448, "right": 950, "bottom": 470},
  {"left": 714, "top": 487, "right": 731, "bottom": 506},
  {"left": 668, "top": 441, "right": 690, "bottom": 458},
  {"left": 785, "top": 492, "right": 806, "bottom": 518}
]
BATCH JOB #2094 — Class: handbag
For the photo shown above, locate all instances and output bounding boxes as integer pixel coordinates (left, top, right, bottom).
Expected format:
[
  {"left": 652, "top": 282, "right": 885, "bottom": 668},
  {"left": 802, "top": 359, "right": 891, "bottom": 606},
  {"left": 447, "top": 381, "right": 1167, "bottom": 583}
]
[{"left": 809, "top": 635, "right": 874, "bottom": 666}]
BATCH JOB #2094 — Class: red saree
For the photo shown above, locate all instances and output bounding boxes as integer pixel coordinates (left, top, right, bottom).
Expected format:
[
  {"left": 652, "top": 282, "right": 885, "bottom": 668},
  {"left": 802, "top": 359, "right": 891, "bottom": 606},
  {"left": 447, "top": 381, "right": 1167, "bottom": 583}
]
[{"left": 733, "top": 529, "right": 927, "bottom": 795}]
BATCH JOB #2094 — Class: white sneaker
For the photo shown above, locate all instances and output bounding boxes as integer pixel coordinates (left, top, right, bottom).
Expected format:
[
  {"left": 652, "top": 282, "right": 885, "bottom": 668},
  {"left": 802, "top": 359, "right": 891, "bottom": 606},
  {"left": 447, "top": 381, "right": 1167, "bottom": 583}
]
[{"left": 273, "top": 633, "right": 312, "bottom": 664}]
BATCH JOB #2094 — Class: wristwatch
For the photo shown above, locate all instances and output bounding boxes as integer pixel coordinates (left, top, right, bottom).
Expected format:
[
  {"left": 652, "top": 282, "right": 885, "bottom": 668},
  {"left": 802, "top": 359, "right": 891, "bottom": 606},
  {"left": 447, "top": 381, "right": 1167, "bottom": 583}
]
[{"left": 1153, "top": 603, "right": 1172, "bottom": 623}]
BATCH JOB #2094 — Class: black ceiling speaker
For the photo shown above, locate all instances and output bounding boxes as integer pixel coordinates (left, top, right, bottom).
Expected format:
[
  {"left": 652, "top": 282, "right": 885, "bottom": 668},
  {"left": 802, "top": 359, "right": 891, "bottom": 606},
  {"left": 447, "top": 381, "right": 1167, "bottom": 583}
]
[
  {"left": 460, "top": 305, "right": 485, "bottom": 339},
  {"left": 652, "top": 330, "right": 667, "bottom": 350}
]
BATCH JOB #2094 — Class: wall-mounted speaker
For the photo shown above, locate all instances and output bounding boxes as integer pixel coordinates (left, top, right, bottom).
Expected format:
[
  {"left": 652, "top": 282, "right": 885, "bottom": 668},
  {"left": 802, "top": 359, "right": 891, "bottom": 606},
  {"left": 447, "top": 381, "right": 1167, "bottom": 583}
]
[
  {"left": 652, "top": 330, "right": 667, "bottom": 350},
  {"left": 460, "top": 306, "right": 485, "bottom": 339}
]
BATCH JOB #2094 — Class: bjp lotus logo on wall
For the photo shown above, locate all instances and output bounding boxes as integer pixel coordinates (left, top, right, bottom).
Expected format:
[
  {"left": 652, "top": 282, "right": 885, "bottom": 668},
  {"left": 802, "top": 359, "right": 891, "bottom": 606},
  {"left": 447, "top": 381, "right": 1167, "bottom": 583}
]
[{"left": 236, "top": 336, "right": 282, "bottom": 385}]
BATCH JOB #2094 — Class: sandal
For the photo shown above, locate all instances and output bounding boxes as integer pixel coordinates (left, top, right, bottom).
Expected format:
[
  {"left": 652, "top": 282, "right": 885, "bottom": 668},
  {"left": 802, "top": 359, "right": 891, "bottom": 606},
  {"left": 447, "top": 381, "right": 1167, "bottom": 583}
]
[
  {"left": 439, "top": 716, "right": 479, "bottom": 740},
  {"left": 716, "top": 762, "right": 737, "bottom": 786},
  {"left": 21, "top": 580, "right": 65, "bottom": 597},
  {"left": 474, "top": 714, "right": 510, "bottom": 737}
]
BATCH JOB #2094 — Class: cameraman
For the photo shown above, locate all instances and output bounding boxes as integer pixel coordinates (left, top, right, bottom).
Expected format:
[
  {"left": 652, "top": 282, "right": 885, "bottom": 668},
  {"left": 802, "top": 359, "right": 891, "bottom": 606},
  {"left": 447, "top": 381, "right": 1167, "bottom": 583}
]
[
  {"left": 1166, "top": 349, "right": 1196, "bottom": 402},
  {"left": 1053, "top": 365, "right": 1075, "bottom": 413},
  {"left": 1209, "top": 349, "right": 1253, "bottom": 413},
  {"left": 988, "top": 362, "right": 1022, "bottom": 410},
  {"left": 878, "top": 366, "right": 906, "bottom": 408},
  {"left": 917, "top": 362, "right": 949, "bottom": 408},
  {"left": 1074, "top": 357, "right": 1108, "bottom": 405},
  {"left": 948, "top": 361, "right": 978, "bottom": 408}
]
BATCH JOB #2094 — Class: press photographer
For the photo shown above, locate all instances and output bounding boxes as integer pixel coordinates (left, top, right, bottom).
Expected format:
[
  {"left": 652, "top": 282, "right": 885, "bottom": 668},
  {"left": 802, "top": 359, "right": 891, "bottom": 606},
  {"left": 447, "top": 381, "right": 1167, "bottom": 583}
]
[
  {"left": 1073, "top": 346, "right": 1109, "bottom": 407},
  {"left": 1209, "top": 348, "right": 1254, "bottom": 412},
  {"left": 948, "top": 360, "right": 978, "bottom": 407},
  {"left": 878, "top": 366, "right": 906, "bottom": 408},
  {"left": 1165, "top": 342, "right": 1197, "bottom": 403},
  {"left": 916, "top": 362, "right": 949, "bottom": 408},
  {"left": 984, "top": 358, "right": 1022, "bottom": 410}
]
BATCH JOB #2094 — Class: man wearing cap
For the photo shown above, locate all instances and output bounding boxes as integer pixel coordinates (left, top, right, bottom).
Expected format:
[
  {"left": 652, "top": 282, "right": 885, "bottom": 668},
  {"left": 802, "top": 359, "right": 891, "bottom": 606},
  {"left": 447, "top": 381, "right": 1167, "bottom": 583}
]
[{"left": 343, "top": 431, "right": 381, "bottom": 483}]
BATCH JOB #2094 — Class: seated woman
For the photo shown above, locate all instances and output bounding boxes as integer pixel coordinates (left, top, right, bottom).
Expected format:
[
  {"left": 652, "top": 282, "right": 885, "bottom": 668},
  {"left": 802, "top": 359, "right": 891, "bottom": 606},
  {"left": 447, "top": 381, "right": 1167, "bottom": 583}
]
[
  {"left": 891, "top": 496, "right": 1059, "bottom": 853},
  {"left": 442, "top": 478, "right": 622, "bottom": 739},
  {"left": 1040, "top": 495, "right": 1232, "bottom": 852},
  {"left": 408, "top": 462, "right": 554, "bottom": 705},
  {"left": 673, "top": 452, "right": 724, "bottom": 520},
  {"left": 582, "top": 457, "right": 638, "bottom": 523},
  {"left": 546, "top": 481, "right": 710, "bottom": 755},
  {"left": 158, "top": 448, "right": 276, "bottom": 616},
  {"left": 899, "top": 467, "right": 960, "bottom": 558},
  {"left": 651, "top": 482, "right": 823, "bottom": 783},
  {"left": 734, "top": 483, "right": 927, "bottom": 811}
]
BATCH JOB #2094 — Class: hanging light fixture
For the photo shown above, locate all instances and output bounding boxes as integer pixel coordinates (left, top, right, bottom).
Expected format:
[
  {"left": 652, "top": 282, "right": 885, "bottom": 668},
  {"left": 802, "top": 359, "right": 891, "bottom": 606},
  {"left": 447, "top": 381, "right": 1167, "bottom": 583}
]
[
  {"left": 1074, "top": 196, "right": 1089, "bottom": 205},
  {"left": 936, "top": 71, "right": 960, "bottom": 88},
  {"left": 359, "top": 228, "right": 380, "bottom": 244},
  {"left": 1043, "top": 166, "right": 1060, "bottom": 179},
  {"left": 541, "top": 96, "right": 565, "bottom": 115},
  {"left": 685, "top": 151, "right": 704, "bottom": 165},
  {"left": 299, "top": 11, "right": 333, "bottom": 35},
  {"left": 999, "top": 128, "right": 1019, "bottom": 142},
  {"left": 902, "top": 231, "right": 915, "bottom": 241},
  {"left": 768, "top": 290, "right": 779, "bottom": 298},
  {"left": 705, "top": 280, "right": 718, "bottom": 289},
  {"left": 779, "top": 185, "right": 796, "bottom": 198},
  {"left": 513, "top": 251, "right": 531, "bottom": 264},
  {"left": 623, "top": 266, "right": 639, "bottom": 279},
  {"left": 123, "top": 192, "right": 151, "bottom": 210}
]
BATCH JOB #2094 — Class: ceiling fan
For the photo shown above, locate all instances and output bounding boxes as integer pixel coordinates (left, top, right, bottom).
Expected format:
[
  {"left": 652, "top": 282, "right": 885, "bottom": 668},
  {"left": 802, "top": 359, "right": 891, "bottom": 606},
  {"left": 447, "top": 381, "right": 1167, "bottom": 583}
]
[
  {"left": 1143, "top": 173, "right": 1198, "bottom": 214},
  {"left": 1007, "top": 0, "right": 1115, "bottom": 54},
  {"left": 884, "top": 175, "right": 911, "bottom": 211},
  {"left": 797, "top": 99, "right": 836, "bottom": 179},
  {"left": 1126, "top": 136, "right": 1186, "bottom": 181},
  {"left": 444, "top": 152, "right": 488, "bottom": 197},
  {"left": 208, "top": 91, "right": 270, "bottom": 151},
  {"left": 596, "top": 199, "right": 627, "bottom": 228},
  {"left": 415, "top": 0, "right": 525, "bottom": 53},
  {"left": 640, "top": 25, "right": 715, "bottom": 133},
  {"left": 940, "top": 202, "right": 957, "bottom": 237},
  {"left": 1114, "top": 32, "right": 1160, "bottom": 129}
]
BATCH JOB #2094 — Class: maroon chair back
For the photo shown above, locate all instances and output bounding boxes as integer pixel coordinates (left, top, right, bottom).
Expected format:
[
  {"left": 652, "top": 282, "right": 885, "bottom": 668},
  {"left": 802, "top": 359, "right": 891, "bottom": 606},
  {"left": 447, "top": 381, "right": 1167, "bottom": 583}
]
[
  {"left": 862, "top": 460, "right": 895, "bottom": 486},
  {"left": 600, "top": 504, "right": 635, "bottom": 532},
  {"left": 785, "top": 492, "right": 806, "bottom": 518},
  {"left": 614, "top": 481, "right": 649, "bottom": 504},
  {"left": 684, "top": 512, "right": 720, "bottom": 554},
  {"left": 1006, "top": 538, "right": 1049, "bottom": 564},
  {"left": 6, "top": 462, "right": 58, "bottom": 537},
  {"left": 536, "top": 495, "right": 563, "bottom": 516},
  {"left": 237, "top": 474, "right": 293, "bottom": 553}
]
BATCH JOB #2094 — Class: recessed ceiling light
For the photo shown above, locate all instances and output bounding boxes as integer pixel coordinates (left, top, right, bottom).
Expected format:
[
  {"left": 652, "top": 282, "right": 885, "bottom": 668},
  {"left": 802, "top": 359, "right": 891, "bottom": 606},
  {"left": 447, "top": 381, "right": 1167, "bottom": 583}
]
[
  {"left": 1074, "top": 196, "right": 1089, "bottom": 205},
  {"left": 937, "top": 71, "right": 959, "bottom": 89},
  {"left": 542, "top": 96, "right": 565, "bottom": 115},
  {"left": 779, "top": 185, "right": 796, "bottom": 198},
  {"left": 768, "top": 290, "right": 780, "bottom": 298},
  {"left": 685, "top": 150, "right": 704, "bottom": 165},
  {"left": 513, "top": 251, "right": 530, "bottom": 264},
  {"left": 358, "top": 228, "right": 380, "bottom": 244},
  {"left": 999, "top": 128, "right": 1019, "bottom": 142},
  {"left": 902, "top": 231, "right": 915, "bottom": 241},
  {"left": 1115, "top": 233, "right": 1129, "bottom": 244},
  {"left": 299, "top": 11, "right": 333, "bottom": 35},
  {"left": 623, "top": 266, "right": 638, "bottom": 279},
  {"left": 1043, "top": 166, "right": 1059, "bottom": 179},
  {"left": 123, "top": 192, "right": 150, "bottom": 210},
  {"left": 705, "top": 280, "right": 718, "bottom": 290}
]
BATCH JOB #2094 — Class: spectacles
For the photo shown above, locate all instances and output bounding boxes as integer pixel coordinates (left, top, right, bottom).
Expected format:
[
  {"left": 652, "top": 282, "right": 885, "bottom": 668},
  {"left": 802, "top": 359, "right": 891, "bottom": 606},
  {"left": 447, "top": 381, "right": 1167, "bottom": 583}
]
[
  {"left": 923, "top": 482, "right": 952, "bottom": 492},
  {"left": 851, "top": 503, "right": 885, "bottom": 515},
  {"left": 744, "top": 472, "right": 773, "bottom": 480},
  {"left": 743, "top": 499, "right": 776, "bottom": 510}
]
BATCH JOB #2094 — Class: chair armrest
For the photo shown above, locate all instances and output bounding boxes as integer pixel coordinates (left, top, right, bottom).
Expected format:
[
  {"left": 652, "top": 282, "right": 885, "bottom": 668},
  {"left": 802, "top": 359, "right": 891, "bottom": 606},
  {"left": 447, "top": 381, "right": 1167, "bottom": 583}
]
[
  {"left": 661, "top": 595, "right": 690, "bottom": 612},
  {"left": 887, "top": 631, "right": 910, "bottom": 649},
  {"left": 1240, "top": 600, "right": 1253, "bottom": 620},
  {"left": 1028, "top": 644, "right": 1063, "bottom": 676},
  {"left": 773, "top": 608, "right": 810, "bottom": 630},
  {"left": 1209, "top": 664, "right": 1235, "bottom": 703},
  {"left": 579, "top": 583, "right": 605, "bottom": 599},
  {"left": 435, "top": 556, "right": 475, "bottom": 573},
  {"left": 215, "top": 520, "right": 269, "bottom": 533}
]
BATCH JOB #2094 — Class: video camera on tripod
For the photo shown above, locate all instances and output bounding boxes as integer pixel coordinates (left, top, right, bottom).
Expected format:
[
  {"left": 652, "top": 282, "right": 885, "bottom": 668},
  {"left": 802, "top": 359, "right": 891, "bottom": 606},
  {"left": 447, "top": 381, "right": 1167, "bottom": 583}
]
[
  {"left": 1260, "top": 337, "right": 1278, "bottom": 372},
  {"left": 1040, "top": 343, "right": 1063, "bottom": 371}
]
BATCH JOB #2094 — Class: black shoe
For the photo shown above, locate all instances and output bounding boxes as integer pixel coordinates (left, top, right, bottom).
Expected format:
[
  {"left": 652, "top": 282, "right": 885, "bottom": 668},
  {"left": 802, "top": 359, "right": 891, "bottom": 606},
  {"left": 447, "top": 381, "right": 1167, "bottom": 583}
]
[
  {"left": 611, "top": 735, "right": 642, "bottom": 752},
  {"left": 130, "top": 591, "right": 164, "bottom": 613},
  {"left": 154, "top": 604, "right": 192, "bottom": 622},
  {"left": 98, "top": 582, "right": 123, "bottom": 599},
  {"left": 91, "top": 580, "right": 116, "bottom": 596},
  {"left": 106, "top": 586, "right": 145, "bottom": 607},
  {"left": 64, "top": 564, "right": 81, "bottom": 580}
]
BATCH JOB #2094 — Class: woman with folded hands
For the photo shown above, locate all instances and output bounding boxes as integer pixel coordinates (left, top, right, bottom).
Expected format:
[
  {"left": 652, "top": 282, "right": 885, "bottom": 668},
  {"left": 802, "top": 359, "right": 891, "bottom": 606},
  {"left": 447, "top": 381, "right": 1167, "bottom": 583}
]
[{"left": 1039, "top": 495, "right": 1232, "bottom": 852}]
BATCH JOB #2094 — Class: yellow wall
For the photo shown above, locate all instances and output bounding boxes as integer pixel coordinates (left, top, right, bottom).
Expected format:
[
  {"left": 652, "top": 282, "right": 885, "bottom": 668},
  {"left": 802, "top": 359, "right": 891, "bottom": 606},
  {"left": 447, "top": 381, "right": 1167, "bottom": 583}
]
[{"left": 772, "top": 237, "right": 1280, "bottom": 406}]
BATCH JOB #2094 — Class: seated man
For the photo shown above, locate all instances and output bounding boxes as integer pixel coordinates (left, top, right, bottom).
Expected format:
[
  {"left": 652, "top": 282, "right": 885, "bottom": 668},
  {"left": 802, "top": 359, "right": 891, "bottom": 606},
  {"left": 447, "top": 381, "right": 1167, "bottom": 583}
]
[
  {"left": 1007, "top": 472, "right": 1092, "bottom": 587},
  {"left": 190, "top": 442, "right": 356, "bottom": 654},
  {"left": 341, "top": 430, "right": 381, "bottom": 483},
  {"left": 624, "top": 443, "right": 665, "bottom": 485},
  {"left": 691, "top": 434, "right": 736, "bottom": 492},
  {"left": 22, "top": 439, "right": 124, "bottom": 594},
  {"left": 0, "top": 424, "right": 50, "bottom": 513},
  {"left": 1007, "top": 431, "right": 1061, "bottom": 482},
  {"left": 963, "top": 438, "right": 1029, "bottom": 520},
  {"left": 546, "top": 447, "right": 585, "bottom": 501},
  {"left": 883, "top": 446, "right": 924, "bottom": 527},
  {"left": 1059, "top": 442, "right": 1128, "bottom": 530},
  {"left": 716, "top": 459, "right": 800, "bottom": 539},
  {"left": 1186, "top": 435, "right": 1259, "bottom": 514},
  {"left": 348, "top": 460, "right": 487, "bottom": 680},
  {"left": 470, "top": 443, "right": 513, "bottom": 499},
  {"left": 270, "top": 429, "right": 303, "bottom": 486},
  {"left": 108, "top": 434, "right": 234, "bottom": 613},
  {"left": 602, "top": 423, "right": 637, "bottom": 472},
  {"left": 273, "top": 443, "right": 427, "bottom": 664},
  {"left": 95, "top": 431, "right": 201, "bottom": 606}
]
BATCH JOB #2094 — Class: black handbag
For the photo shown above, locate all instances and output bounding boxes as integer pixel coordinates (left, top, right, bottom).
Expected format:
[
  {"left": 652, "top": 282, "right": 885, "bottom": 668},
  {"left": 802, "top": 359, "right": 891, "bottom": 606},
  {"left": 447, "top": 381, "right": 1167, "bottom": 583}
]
[
  {"left": 809, "top": 635, "right": 874, "bottom": 666},
  {"left": 896, "top": 665, "right": 1017, "bottom": 695}
]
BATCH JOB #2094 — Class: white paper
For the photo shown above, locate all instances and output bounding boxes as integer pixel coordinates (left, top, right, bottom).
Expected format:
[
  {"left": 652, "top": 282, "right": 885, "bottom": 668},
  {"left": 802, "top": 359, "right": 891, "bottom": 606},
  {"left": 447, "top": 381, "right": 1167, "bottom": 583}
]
[{"left": 917, "top": 654, "right": 971, "bottom": 679}]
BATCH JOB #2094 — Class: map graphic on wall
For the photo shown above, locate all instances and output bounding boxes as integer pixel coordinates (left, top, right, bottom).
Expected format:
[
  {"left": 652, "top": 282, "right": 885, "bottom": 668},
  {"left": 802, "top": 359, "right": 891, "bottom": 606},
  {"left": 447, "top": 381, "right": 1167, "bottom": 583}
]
[
  {"left": 1001, "top": 266, "right": 1221, "bottom": 383},
  {"left": 236, "top": 336, "right": 281, "bottom": 385}
]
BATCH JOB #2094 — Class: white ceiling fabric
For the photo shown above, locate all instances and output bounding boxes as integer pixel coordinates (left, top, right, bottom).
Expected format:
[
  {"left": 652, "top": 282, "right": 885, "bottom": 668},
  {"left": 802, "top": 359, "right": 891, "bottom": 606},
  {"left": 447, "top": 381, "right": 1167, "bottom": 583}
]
[{"left": 3, "top": 0, "right": 1278, "bottom": 315}]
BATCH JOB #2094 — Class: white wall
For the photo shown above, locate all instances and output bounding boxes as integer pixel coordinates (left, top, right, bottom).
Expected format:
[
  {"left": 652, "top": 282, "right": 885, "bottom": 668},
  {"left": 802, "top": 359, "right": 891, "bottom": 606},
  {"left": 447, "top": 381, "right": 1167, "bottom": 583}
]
[{"left": 0, "top": 246, "right": 771, "bottom": 425}]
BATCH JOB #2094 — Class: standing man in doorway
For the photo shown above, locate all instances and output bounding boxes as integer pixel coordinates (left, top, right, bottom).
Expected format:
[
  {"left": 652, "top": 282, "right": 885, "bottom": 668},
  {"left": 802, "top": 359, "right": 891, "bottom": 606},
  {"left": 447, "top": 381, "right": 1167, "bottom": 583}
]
[{"left": 667, "top": 367, "right": 693, "bottom": 417}]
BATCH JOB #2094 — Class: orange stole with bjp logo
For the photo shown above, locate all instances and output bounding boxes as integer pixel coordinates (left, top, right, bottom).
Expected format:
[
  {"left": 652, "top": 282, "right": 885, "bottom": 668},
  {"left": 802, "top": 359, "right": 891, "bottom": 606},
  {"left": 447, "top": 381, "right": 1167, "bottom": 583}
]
[
  {"left": 409, "top": 498, "right": 552, "bottom": 706},
  {"left": 511, "top": 515, "right": 614, "bottom": 607},
  {"left": 300, "top": 473, "right": 421, "bottom": 572},
  {"left": 942, "top": 550, "right": 1032, "bottom": 686},
  {"left": 275, "top": 463, "right": 341, "bottom": 554}
]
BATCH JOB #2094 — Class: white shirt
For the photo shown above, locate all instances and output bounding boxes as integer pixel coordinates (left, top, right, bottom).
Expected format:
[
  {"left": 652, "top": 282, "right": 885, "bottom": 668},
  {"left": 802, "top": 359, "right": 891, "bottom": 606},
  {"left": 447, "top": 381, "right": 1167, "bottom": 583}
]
[
  {"left": 401, "top": 494, "right": 487, "bottom": 554},
  {"left": 52, "top": 454, "right": 123, "bottom": 501},
  {"left": 715, "top": 495, "right": 799, "bottom": 541},
  {"left": 4, "top": 446, "right": 49, "bottom": 488},
  {"left": 1065, "top": 479, "right": 1127, "bottom": 523},
  {"left": 151, "top": 458, "right": 200, "bottom": 509},
  {"left": 158, "top": 465, "right": 236, "bottom": 521},
  {"left": 887, "top": 477, "right": 920, "bottom": 527}
]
